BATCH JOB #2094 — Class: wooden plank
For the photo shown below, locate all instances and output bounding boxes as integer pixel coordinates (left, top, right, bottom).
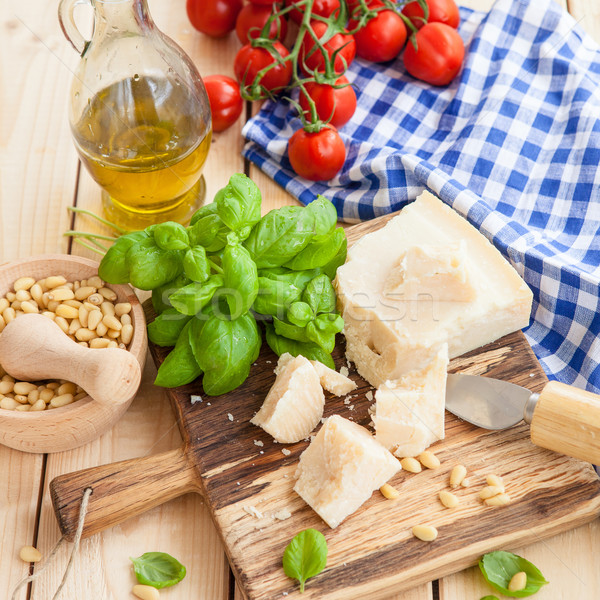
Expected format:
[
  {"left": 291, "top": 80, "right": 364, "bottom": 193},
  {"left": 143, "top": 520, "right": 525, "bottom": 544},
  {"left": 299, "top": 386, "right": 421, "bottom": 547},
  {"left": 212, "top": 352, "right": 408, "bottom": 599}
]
[
  {"left": 0, "top": 0, "right": 81, "bottom": 598},
  {"left": 569, "top": 0, "right": 600, "bottom": 42}
]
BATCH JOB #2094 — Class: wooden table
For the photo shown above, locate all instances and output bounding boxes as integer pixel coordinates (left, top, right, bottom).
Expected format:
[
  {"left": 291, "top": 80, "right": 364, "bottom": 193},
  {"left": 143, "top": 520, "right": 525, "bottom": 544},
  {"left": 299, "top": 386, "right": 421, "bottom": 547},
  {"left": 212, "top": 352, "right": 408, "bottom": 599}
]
[{"left": 2, "top": 0, "right": 599, "bottom": 598}]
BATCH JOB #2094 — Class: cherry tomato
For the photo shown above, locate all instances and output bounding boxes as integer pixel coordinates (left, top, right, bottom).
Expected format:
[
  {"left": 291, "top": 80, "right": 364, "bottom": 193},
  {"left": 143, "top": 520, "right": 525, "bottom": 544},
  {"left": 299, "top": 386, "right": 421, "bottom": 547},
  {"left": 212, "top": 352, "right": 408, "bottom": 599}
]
[
  {"left": 248, "top": 0, "right": 277, "bottom": 4},
  {"left": 288, "top": 127, "right": 346, "bottom": 181},
  {"left": 186, "top": 0, "right": 243, "bottom": 37},
  {"left": 402, "top": 0, "right": 460, "bottom": 29},
  {"left": 235, "top": 4, "right": 288, "bottom": 43},
  {"left": 285, "top": 0, "right": 341, "bottom": 25},
  {"left": 299, "top": 76, "right": 356, "bottom": 128},
  {"left": 300, "top": 21, "right": 356, "bottom": 75},
  {"left": 203, "top": 75, "right": 243, "bottom": 132},
  {"left": 403, "top": 22, "right": 464, "bottom": 86},
  {"left": 234, "top": 41, "right": 293, "bottom": 92},
  {"left": 351, "top": 5, "right": 407, "bottom": 63}
]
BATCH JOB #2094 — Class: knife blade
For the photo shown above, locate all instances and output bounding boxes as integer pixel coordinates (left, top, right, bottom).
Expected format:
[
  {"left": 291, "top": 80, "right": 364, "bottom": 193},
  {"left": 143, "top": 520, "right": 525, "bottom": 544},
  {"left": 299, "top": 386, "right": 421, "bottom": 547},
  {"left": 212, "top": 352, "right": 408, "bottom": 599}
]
[{"left": 445, "top": 374, "right": 600, "bottom": 464}]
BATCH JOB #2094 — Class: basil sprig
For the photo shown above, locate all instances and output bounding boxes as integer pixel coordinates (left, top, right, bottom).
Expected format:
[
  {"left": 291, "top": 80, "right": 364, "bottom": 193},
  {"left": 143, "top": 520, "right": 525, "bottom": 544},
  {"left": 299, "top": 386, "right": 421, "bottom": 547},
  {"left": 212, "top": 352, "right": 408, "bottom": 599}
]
[
  {"left": 130, "top": 551, "right": 186, "bottom": 589},
  {"left": 282, "top": 529, "right": 328, "bottom": 593}
]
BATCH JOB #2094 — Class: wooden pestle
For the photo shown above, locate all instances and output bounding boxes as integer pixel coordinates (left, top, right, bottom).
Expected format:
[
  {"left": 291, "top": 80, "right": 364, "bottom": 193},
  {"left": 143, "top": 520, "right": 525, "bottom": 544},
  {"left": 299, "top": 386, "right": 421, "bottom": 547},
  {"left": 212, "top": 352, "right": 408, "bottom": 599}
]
[{"left": 0, "top": 313, "right": 141, "bottom": 406}]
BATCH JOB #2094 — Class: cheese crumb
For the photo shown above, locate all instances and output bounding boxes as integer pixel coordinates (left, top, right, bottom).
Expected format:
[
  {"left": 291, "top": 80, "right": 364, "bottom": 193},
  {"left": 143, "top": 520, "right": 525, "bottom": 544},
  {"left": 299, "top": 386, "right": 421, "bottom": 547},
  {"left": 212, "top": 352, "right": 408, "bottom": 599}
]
[
  {"left": 190, "top": 395, "right": 202, "bottom": 405},
  {"left": 340, "top": 366, "right": 349, "bottom": 378},
  {"left": 243, "top": 505, "right": 263, "bottom": 519},
  {"left": 281, "top": 448, "right": 291, "bottom": 456},
  {"left": 366, "top": 391, "right": 374, "bottom": 401},
  {"left": 227, "top": 413, "right": 234, "bottom": 422},
  {"left": 253, "top": 440, "right": 264, "bottom": 447},
  {"left": 343, "top": 397, "right": 351, "bottom": 405},
  {"left": 272, "top": 509, "right": 292, "bottom": 521}
]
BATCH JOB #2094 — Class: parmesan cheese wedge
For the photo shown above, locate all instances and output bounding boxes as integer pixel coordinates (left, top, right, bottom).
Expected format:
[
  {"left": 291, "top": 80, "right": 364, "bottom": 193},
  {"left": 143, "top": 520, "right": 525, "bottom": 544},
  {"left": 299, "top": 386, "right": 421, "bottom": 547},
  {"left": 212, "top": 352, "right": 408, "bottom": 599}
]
[
  {"left": 374, "top": 345, "right": 448, "bottom": 457},
  {"left": 274, "top": 352, "right": 357, "bottom": 396},
  {"left": 251, "top": 355, "right": 324, "bottom": 443},
  {"left": 294, "top": 415, "right": 401, "bottom": 528},
  {"left": 335, "top": 191, "right": 533, "bottom": 388}
]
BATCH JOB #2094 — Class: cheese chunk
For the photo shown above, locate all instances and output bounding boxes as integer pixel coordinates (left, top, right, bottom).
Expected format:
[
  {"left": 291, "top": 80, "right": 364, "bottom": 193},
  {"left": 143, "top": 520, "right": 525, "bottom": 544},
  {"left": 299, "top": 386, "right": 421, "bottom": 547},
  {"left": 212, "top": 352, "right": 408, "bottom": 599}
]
[
  {"left": 294, "top": 415, "right": 401, "bottom": 528},
  {"left": 274, "top": 353, "right": 357, "bottom": 396},
  {"left": 384, "top": 242, "right": 475, "bottom": 301},
  {"left": 335, "top": 191, "right": 533, "bottom": 388},
  {"left": 374, "top": 345, "right": 448, "bottom": 457},
  {"left": 251, "top": 355, "right": 324, "bottom": 443}
]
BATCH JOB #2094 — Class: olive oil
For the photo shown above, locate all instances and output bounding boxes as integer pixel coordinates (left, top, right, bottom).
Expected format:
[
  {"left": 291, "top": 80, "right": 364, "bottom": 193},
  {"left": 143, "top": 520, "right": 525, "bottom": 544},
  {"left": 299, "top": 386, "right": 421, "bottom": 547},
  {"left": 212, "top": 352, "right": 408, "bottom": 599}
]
[{"left": 72, "top": 75, "right": 211, "bottom": 229}]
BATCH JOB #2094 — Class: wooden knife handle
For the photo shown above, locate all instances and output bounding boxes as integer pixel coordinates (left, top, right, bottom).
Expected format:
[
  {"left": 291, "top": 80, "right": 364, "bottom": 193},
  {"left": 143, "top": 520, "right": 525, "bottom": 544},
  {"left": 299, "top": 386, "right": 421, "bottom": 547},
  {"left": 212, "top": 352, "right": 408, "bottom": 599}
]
[
  {"left": 530, "top": 381, "right": 600, "bottom": 464},
  {"left": 50, "top": 446, "right": 200, "bottom": 541}
]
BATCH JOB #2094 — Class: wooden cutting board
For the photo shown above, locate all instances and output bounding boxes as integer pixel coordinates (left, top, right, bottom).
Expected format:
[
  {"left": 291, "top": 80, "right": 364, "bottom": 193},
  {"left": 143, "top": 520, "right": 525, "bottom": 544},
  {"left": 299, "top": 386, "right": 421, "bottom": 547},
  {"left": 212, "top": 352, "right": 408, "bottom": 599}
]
[{"left": 50, "top": 215, "right": 600, "bottom": 600}]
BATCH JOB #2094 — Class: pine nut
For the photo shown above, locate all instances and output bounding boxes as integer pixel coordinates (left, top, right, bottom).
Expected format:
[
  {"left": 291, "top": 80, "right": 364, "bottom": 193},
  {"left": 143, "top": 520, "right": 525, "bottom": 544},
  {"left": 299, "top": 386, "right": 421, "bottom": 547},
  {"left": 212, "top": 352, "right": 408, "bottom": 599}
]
[
  {"left": 30, "top": 284, "right": 43, "bottom": 305},
  {"left": 50, "top": 394, "right": 74, "bottom": 408},
  {"left": 78, "top": 306, "right": 89, "bottom": 327},
  {"left": 19, "top": 545, "right": 42, "bottom": 563},
  {"left": 132, "top": 584, "right": 160, "bottom": 600},
  {"left": 2, "top": 374, "right": 15, "bottom": 382},
  {"left": 96, "top": 322, "right": 108, "bottom": 336},
  {"left": 418, "top": 451, "right": 440, "bottom": 469},
  {"left": 46, "top": 382, "right": 60, "bottom": 390},
  {"left": 13, "top": 382, "right": 37, "bottom": 396},
  {"left": 3, "top": 307, "right": 16, "bottom": 323},
  {"left": 0, "top": 381, "right": 14, "bottom": 394},
  {"left": 68, "top": 318, "right": 82, "bottom": 335},
  {"left": 14, "top": 277, "right": 36, "bottom": 291},
  {"left": 40, "top": 389, "right": 55, "bottom": 402},
  {"left": 380, "top": 483, "right": 400, "bottom": 500},
  {"left": 0, "top": 315, "right": 5, "bottom": 333},
  {"left": 87, "top": 276, "right": 104, "bottom": 288},
  {"left": 450, "top": 464, "right": 467, "bottom": 488},
  {"left": 27, "top": 390, "right": 40, "bottom": 404},
  {"left": 115, "top": 302, "right": 132, "bottom": 316},
  {"left": 6, "top": 292, "right": 16, "bottom": 302},
  {"left": 15, "top": 289, "right": 32, "bottom": 302},
  {"left": 484, "top": 493, "right": 511, "bottom": 507},
  {"left": 75, "top": 328, "right": 97, "bottom": 342},
  {"left": 48, "top": 288, "right": 75, "bottom": 301},
  {"left": 64, "top": 299, "right": 83, "bottom": 309},
  {"left": 11, "top": 300, "right": 21, "bottom": 311},
  {"left": 0, "top": 397, "right": 18, "bottom": 410},
  {"left": 508, "top": 571, "right": 527, "bottom": 592},
  {"left": 0, "top": 298, "right": 9, "bottom": 313},
  {"left": 120, "top": 313, "right": 132, "bottom": 326},
  {"left": 479, "top": 485, "right": 505, "bottom": 500},
  {"left": 55, "top": 304, "right": 78, "bottom": 319},
  {"left": 439, "top": 490, "right": 460, "bottom": 508},
  {"left": 30, "top": 399, "right": 47, "bottom": 411},
  {"left": 57, "top": 382, "right": 77, "bottom": 396},
  {"left": 78, "top": 341, "right": 89, "bottom": 348},
  {"left": 40, "top": 311, "right": 55, "bottom": 321},
  {"left": 44, "top": 276, "right": 67, "bottom": 289},
  {"left": 74, "top": 286, "right": 96, "bottom": 301},
  {"left": 87, "top": 293, "right": 103, "bottom": 305},
  {"left": 54, "top": 316, "right": 69, "bottom": 334},
  {"left": 99, "top": 287, "right": 117, "bottom": 301},
  {"left": 101, "top": 301, "right": 116, "bottom": 317},
  {"left": 83, "top": 301, "right": 100, "bottom": 312},
  {"left": 21, "top": 301, "right": 39, "bottom": 314},
  {"left": 102, "top": 314, "right": 121, "bottom": 331},
  {"left": 411, "top": 525, "right": 438, "bottom": 542},
  {"left": 400, "top": 457, "right": 422, "bottom": 473},
  {"left": 87, "top": 309, "right": 103, "bottom": 331},
  {"left": 90, "top": 338, "right": 111, "bottom": 349},
  {"left": 109, "top": 341, "right": 120, "bottom": 349},
  {"left": 74, "top": 391, "right": 88, "bottom": 401},
  {"left": 15, "top": 404, "right": 30, "bottom": 411},
  {"left": 107, "top": 328, "right": 120, "bottom": 339},
  {"left": 41, "top": 292, "right": 51, "bottom": 307},
  {"left": 486, "top": 474, "right": 504, "bottom": 488},
  {"left": 121, "top": 324, "right": 134, "bottom": 345},
  {"left": 14, "top": 394, "right": 29, "bottom": 404}
]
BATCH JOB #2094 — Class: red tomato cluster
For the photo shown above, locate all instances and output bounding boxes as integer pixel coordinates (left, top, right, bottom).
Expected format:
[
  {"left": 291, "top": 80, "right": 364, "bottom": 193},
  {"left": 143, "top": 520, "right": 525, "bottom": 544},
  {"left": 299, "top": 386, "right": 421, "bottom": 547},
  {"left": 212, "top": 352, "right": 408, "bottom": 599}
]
[{"left": 187, "top": 0, "right": 465, "bottom": 180}]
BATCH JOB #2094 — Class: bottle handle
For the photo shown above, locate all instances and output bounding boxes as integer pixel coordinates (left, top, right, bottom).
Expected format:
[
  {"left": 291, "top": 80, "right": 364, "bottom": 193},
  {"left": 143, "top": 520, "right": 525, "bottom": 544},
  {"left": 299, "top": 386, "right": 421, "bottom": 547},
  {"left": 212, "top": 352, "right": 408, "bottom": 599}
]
[{"left": 58, "top": 0, "right": 92, "bottom": 55}]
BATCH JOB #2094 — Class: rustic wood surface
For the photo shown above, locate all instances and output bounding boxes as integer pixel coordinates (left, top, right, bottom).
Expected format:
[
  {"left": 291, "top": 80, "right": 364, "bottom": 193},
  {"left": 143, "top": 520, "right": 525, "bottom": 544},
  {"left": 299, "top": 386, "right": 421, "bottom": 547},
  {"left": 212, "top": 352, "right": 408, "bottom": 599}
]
[{"left": 2, "top": 0, "right": 600, "bottom": 599}]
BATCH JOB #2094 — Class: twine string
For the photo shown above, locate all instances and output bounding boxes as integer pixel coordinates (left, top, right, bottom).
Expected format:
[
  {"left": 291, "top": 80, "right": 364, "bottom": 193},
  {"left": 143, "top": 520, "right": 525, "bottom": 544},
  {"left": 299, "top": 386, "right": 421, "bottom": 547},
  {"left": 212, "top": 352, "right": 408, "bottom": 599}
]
[{"left": 10, "top": 487, "right": 93, "bottom": 600}]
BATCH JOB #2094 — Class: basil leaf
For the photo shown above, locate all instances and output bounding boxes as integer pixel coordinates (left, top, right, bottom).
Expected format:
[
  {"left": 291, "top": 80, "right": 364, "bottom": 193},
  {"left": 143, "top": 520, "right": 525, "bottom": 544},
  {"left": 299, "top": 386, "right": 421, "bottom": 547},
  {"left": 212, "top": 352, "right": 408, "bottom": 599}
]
[
  {"left": 266, "top": 324, "right": 335, "bottom": 369},
  {"left": 151, "top": 274, "right": 191, "bottom": 315},
  {"left": 190, "top": 201, "right": 218, "bottom": 226},
  {"left": 154, "top": 322, "right": 202, "bottom": 387},
  {"left": 322, "top": 236, "right": 347, "bottom": 279},
  {"left": 130, "top": 552, "right": 186, "bottom": 589},
  {"left": 153, "top": 222, "right": 190, "bottom": 251},
  {"left": 314, "top": 312, "right": 344, "bottom": 334},
  {"left": 148, "top": 308, "right": 191, "bottom": 347},
  {"left": 169, "top": 275, "right": 223, "bottom": 316},
  {"left": 305, "top": 322, "right": 336, "bottom": 353},
  {"left": 183, "top": 246, "right": 210, "bottom": 283},
  {"left": 253, "top": 277, "right": 303, "bottom": 318},
  {"left": 215, "top": 173, "right": 262, "bottom": 232},
  {"left": 479, "top": 551, "right": 548, "bottom": 598},
  {"left": 287, "top": 301, "right": 313, "bottom": 327},
  {"left": 98, "top": 231, "right": 149, "bottom": 284},
  {"left": 285, "top": 228, "right": 345, "bottom": 271},
  {"left": 259, "top": 267, "right": 320, "bottom": 290},
  {"left": 222, "top": 243, "right": 259, "bottom": 317},
  {"left": 303, "top": 274, "right": 336, "bottom": 314},
  {"left": 305, "top": 195, "right": 337, "bottom": 236},
  {"left": 244, "top": 206, "right": 315, "bottom": 268},
  {"left": 127, "top": 238, "right": 184, "bottom": 290},
  {"left": 274, "top": 317, "right": 311, "bottom": 343},
  {"left": 282, "top": 528, "right": 328, "bottom": 593},
  {"left": 188, "top": 213, "right": 221, "bottom": 247},
  {"left": 481, "top": 597, "right": 500, "bottom": 600},
  {"left": 191, "top": 313, "right": 261, "bottom": 395}
]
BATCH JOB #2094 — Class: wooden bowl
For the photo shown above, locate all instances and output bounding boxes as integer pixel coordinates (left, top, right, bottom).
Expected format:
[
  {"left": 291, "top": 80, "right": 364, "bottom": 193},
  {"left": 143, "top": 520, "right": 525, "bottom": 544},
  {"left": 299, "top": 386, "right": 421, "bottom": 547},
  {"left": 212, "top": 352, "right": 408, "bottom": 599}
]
[{"left": 0, "top": 255, "right": 148, "bottom": 453}]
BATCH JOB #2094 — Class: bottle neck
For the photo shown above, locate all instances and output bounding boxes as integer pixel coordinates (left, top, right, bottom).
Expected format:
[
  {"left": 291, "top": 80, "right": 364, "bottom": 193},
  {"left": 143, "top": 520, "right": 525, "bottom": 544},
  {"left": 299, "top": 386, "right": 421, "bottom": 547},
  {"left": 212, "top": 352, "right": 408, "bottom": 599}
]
[{"left": 92, "top": 0, "right": 153, "bottom": 38}]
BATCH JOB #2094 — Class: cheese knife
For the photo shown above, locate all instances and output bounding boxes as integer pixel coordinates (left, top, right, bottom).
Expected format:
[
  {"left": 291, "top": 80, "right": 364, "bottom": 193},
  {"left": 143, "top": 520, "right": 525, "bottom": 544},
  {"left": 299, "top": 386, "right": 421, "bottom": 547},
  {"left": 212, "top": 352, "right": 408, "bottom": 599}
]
[{"left": 445, "top": 374, "right": 600, "bottom": 464}]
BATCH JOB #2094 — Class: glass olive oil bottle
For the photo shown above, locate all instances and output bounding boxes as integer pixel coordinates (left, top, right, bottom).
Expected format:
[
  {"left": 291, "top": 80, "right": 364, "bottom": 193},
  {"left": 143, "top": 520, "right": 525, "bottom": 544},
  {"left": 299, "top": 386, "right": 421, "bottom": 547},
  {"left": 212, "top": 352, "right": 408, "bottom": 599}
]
[{"left": 60, "top": 0, "right": 212, "bottom": 230}]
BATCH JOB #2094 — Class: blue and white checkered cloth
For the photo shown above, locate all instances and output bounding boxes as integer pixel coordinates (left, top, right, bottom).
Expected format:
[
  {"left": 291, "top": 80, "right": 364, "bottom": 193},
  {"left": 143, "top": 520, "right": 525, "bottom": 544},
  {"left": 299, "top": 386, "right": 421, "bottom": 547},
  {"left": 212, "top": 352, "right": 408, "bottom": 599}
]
[{"left": 242, "top": 0, "right": 600, "bottom": 393}]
